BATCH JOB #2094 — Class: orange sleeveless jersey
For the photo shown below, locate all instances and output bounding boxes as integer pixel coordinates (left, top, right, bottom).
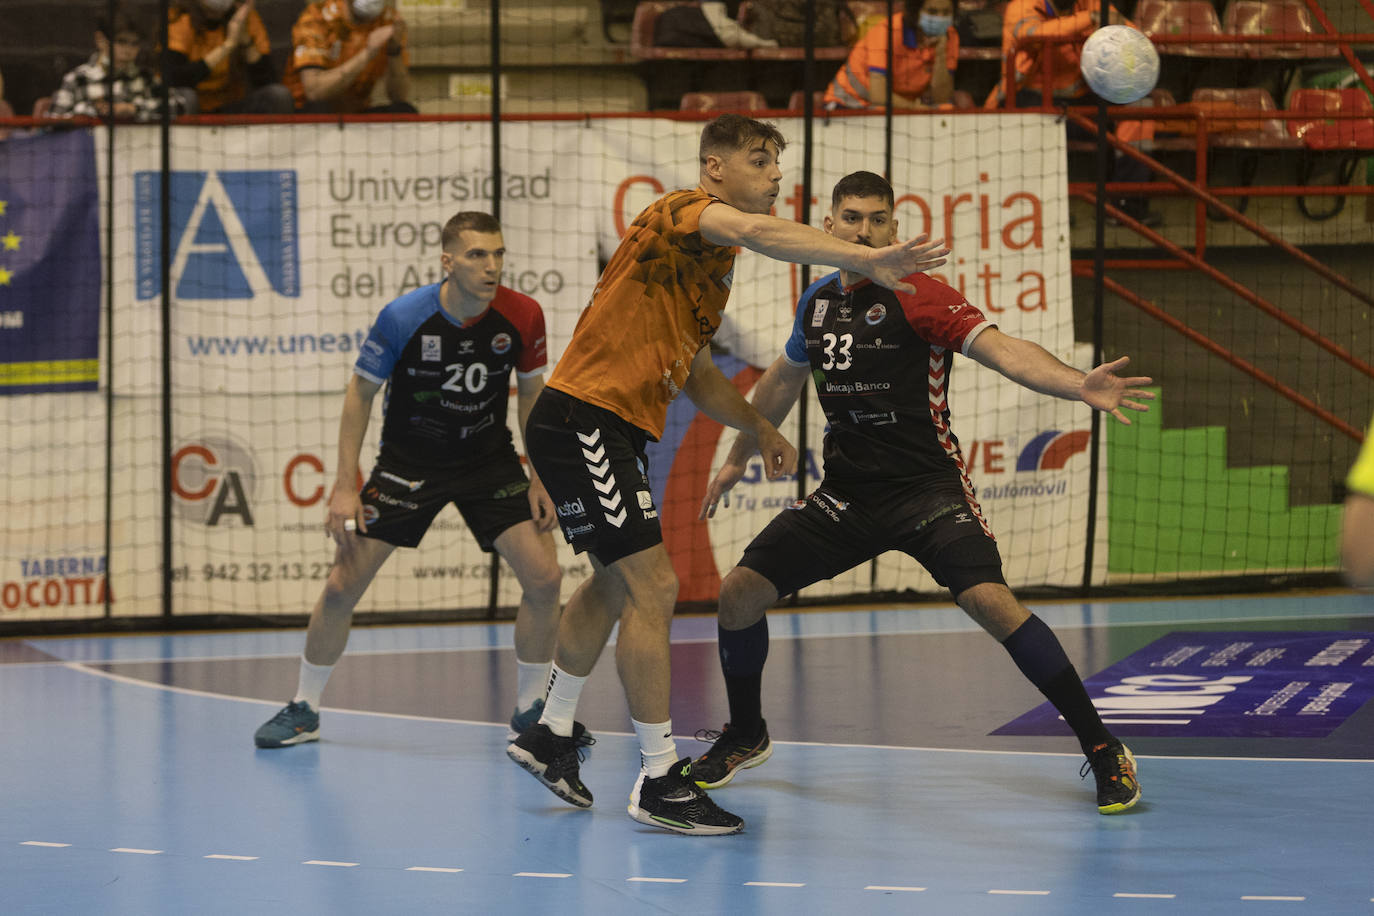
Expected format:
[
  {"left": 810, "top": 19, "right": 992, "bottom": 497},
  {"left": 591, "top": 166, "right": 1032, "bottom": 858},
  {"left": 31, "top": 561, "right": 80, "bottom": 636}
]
[{"left": 548, "top": 189, "right": 736, "bottom": 439}]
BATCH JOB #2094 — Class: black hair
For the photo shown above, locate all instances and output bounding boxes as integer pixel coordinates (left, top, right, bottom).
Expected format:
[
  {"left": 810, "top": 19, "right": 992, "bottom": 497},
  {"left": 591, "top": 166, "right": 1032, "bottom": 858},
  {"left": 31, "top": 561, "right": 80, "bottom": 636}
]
[
  {"left": 831, "top": 171, "right": 895, "bottom": 210},
  {"left": 442, "top": 211, "right": 503, "bottom": 250}
]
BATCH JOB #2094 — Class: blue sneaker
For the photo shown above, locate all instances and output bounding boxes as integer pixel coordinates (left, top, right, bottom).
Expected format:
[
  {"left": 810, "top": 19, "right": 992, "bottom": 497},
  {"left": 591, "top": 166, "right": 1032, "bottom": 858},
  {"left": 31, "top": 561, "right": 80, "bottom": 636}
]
[
  {"left": 508, "top": 698, "right": 546, "bottom": 741},
  {"left": 254, "top": 700, "right": 320, "bottom": 748},
  {"left": 508, "top": 698, "right": 595, "bottom": 750}
]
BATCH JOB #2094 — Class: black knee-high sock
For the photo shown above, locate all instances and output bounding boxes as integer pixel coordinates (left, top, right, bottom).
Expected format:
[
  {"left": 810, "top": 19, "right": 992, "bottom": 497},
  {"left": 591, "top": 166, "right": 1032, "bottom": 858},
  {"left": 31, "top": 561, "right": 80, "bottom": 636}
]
[
  {"left": 1001, "top": 614, "right": 1113, "bottom": 755},
  {"left": 718, "top": 617, "right": 769, "bottom": 737}
]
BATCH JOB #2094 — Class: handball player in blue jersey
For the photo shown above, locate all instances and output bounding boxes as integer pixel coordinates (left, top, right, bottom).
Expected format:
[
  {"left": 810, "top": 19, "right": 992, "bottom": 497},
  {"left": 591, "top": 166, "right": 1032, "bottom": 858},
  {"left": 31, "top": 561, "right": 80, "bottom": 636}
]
[
  {"left": 694, "top": 172, "right": 1155, "bottom": 814},
  {"left": 254, "top": 211, "right": 570, "bottom": 749}
]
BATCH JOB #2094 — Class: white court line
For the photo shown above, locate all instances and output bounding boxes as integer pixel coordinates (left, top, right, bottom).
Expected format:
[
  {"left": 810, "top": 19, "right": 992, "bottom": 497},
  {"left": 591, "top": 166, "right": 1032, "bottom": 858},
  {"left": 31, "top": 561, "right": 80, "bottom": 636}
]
[
  {"left": 514, "top": 872, "right": 572, "bottom": 879},
  {"left": 304, "top": 860, "right": 358, "bottom": 868},
  {"left": 40, "top": 599, "right": 1372, "bottom": 667},
  {"left": 1241, "top": 896, "right": 1306, "bottom": 902},
  {"left": 627, "top": 877, "right": 687, "bottom": 884},
  {"left": 21, "top": 841, "right": 71, "bottom": 848},
  {"left": 989, "top": 889, "right": 1050, "bottom": 895},
  {"left": 204, "top": 854, "right": 258, "bottom": 861},
  {"left": 865, "top": 885, "right": 926, "bottom": 892},
  {"left": 1114, "top": 893, "right": 1177, "bottom": 899},
  {"left": 111, "top": 847, "right": 162, "bottom": 855},
  {"left": 407, "top": 866, "right": 462, "bottom": 873},
  {"left": 745, "top": 882, "right": 805, "bottom": 888},
  {"left": 59, "top": 660, "right": 1374, "bottom": 764}
]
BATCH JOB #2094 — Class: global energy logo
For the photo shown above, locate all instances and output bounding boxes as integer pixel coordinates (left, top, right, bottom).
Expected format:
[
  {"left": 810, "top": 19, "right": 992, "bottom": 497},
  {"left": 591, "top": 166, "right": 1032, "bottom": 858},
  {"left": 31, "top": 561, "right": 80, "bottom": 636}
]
[{"left": 135, "top": 170, "right": 300, "bottom": 300}]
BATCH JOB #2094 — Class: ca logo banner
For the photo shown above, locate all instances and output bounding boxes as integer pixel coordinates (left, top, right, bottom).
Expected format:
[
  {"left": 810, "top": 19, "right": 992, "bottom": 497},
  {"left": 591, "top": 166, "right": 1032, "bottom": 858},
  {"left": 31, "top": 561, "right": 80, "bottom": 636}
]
[{"left": 135, "top": 170, "right": 300, "bottom": 300}]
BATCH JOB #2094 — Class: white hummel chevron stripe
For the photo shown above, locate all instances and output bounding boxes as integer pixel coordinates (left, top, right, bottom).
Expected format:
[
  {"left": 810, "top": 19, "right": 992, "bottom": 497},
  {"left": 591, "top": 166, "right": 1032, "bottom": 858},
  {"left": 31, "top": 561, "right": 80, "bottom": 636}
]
[
  {"left": 592, "top": 476, "right": 616, "bottom": 495},
  {"left": 604, "top": 508, "right": 627, "bottom": 527},
  {"left": 588, "top": 460, "right": 611, "bottom": 477},
  {"left": 598, "top": 492, "right": 622, "bottom": 511},
  {"left": 577, "top": 430, "right": 601, "bottom": 446},
  {"left": 581, "top": 445, "right": 605, "bottom": 463}
]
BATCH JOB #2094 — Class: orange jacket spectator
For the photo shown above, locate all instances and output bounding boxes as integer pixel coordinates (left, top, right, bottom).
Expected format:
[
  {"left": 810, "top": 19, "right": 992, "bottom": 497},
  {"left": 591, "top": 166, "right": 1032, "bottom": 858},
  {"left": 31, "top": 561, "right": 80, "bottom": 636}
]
[
  {"left": 284, "top": 0, "right": 413, "bottom": 114},
  {"left": 824, "top": 2, "right": 959, "bottom": 109},
  {"left": 994, "top": 0, "right": 1117, "bottom": 107},
  {"left": 166, "top": 1, "right": 292, "bottom": 113}
]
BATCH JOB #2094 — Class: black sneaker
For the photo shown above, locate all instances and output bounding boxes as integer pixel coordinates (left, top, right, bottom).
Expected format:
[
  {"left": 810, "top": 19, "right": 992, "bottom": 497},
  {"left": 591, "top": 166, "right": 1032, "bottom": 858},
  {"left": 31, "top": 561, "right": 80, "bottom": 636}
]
[
  {"left": 1081, "top": 741, "right": 1141, "bottom": 814},
  {"left": 506, "top": 723, "right": 594, "bottom": 808},
  {"left": 627, "top": 758, "right": 744, "bottom": 835},
  {"left": 691, "top": 720, "right": 772, "bottom": 789}
]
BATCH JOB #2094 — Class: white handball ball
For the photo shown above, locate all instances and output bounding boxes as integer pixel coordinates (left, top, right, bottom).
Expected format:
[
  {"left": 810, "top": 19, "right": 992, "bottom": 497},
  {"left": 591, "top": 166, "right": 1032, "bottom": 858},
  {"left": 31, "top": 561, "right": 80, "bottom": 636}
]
[{"left": 1079, "top": 25, "right": 1161, "bottom": 104}]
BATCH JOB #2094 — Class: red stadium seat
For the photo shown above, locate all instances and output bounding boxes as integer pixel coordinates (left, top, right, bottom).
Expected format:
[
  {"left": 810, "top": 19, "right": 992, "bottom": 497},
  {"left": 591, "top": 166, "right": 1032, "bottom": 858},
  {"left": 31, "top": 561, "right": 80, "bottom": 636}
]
[
  {"left": 786, "top": 89, "right": 828, "bottom": 112},
  {"left": 1286, "top": 88, "right": 1374, "bottom": 149},
  {"left": 1222, "top": 0, "right": 1340, "bottom": 58},
  {"left": 679, "top": 90, "right": 769, "bottom": 111},
  {"left": 1136, "top": 0, "right": 1239, "bottom": 57},
  {"left": 629, "top": 1, "right": 750, "bottom": 61},
  {"left": 0, "top": 98, "right": 13, "bottom": 141},
  {"left": 1192, "top": 87, "right": 1301, "bottom": 149}
]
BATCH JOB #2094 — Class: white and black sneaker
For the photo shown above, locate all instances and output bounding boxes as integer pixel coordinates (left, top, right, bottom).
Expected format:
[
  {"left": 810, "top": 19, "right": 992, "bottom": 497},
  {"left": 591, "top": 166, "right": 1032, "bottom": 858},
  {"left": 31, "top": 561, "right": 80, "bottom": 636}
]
[
  {"left": 506, "top": 723, "right": 594, "bottom": 808},
  {"left": 627, "top": 758, "right": 744, "bottom": 835}
]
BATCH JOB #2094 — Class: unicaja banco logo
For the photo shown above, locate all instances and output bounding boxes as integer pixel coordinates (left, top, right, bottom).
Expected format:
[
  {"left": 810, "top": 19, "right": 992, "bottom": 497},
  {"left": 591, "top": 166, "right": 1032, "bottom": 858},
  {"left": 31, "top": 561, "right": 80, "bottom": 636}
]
[{"left": 135, "top": 170, "right": 299, "bottom": 300}]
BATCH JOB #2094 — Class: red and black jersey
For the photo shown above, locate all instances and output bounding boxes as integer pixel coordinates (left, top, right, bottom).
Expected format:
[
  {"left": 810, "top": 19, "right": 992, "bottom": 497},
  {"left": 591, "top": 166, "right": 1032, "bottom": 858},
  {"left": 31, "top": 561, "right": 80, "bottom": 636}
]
[
  {"left": 354, "top": 282, "right": 547, "bottom": 473},
  {"left": 784, "top": 270, "right": 993, "bottom": 484}
]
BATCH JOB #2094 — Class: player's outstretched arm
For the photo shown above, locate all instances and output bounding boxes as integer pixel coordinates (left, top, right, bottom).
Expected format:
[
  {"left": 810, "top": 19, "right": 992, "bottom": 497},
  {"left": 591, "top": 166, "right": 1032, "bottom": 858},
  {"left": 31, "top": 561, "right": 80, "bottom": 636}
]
[
  {"left": 968, "top": 328, "right": 1155, "bottom": 424},
  {"left": 700, "top": 356, "right": 810, "bottom": 519},
  {"left": 328, "top": 374, "right": 382, "bottom": 543},
  {"left": 699, "top": 204, "right": 949, "bottom": 293}
]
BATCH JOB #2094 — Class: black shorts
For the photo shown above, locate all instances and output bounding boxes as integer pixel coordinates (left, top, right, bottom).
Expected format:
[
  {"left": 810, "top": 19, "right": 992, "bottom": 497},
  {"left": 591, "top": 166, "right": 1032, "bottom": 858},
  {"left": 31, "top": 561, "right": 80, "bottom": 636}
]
[
  {"left": 358, "top": 448, "right": 532, "bottom": 551},
  {"left": 525, "top": 387, "right": 661, "bottom": 566},
  {"left": 737, "top": 476, "right": 1007, "bottom": 600}
]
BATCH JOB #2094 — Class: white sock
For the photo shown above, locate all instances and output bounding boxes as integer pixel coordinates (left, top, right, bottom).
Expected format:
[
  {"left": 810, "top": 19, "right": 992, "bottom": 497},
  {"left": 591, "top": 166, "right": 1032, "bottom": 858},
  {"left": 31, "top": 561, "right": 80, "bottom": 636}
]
[
  {"left": 293, "top": 657, "right": 333, "bottom": 711},
  {"left": 515, "top": 658, "right": 551, "bottom": 711},
  {"left": 538, "top": 663, "right": 587, "bottom": 738},
  {"left": 633, "top": 718, "right": 678, "bottom": 778}
]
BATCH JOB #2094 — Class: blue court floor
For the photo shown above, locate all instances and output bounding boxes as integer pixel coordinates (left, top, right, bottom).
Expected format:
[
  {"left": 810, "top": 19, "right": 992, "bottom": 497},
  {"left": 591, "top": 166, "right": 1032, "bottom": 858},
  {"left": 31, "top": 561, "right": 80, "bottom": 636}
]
[{"left": 3, "top": 590, "right": 1373, "bottom": 915}]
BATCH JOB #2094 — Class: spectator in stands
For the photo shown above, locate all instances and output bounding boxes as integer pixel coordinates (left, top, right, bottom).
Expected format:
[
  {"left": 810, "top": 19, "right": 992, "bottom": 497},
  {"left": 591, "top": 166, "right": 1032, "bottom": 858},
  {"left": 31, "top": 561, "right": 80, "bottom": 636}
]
[
  {"left": 50, "top": 10, "right": 181, "bottom": 122},
  {"left": 823, "top": 0, "right": 958, "bottom": 110},
  {"left": 284, "top": 0, "right": 417, "bottom": 114},
  {"left": 654, "top": 1, "right": 779, "bottom": 49},
  {"left": 165, "top": 0, "right": 294, "bottom": 114},
  {"left": 1342, "top": 416, "right": 1374, "bottom": 588},
  {"left": 748, "top": 0, "right": 853, "bottom": 48},
  {"left": 993, "top": 0, "right": 1160, "bottom": 226}
]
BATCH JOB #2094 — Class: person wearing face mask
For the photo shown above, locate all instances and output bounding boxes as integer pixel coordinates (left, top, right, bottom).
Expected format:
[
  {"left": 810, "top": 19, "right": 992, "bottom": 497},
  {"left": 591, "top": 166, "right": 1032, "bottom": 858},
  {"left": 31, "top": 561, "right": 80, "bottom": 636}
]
[
  {"left": 823, "top": 0, "right": 959, "bottom": 110},
  {"left": 284, "top": 0, "right": 416, "bottom": 114},
  {"left": 165, "top": 0, "right": 294, "bottom": 114},
  {"left": 50, "top": 11, "right": 182, "bottom": 122}
]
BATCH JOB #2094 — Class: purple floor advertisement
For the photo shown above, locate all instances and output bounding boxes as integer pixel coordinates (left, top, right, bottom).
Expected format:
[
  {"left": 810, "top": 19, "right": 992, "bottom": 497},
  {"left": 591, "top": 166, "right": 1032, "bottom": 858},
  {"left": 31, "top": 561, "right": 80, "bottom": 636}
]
[{"left": 995, "top": 631, "right": 1374, "bottom": 739}]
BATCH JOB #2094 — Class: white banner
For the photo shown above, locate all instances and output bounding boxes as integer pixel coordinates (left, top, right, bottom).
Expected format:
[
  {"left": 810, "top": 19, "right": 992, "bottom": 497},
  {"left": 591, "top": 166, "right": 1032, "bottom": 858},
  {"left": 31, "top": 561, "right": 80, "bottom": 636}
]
[{"left": 2, "top": 114, "right": 1086, "bottom": 621}]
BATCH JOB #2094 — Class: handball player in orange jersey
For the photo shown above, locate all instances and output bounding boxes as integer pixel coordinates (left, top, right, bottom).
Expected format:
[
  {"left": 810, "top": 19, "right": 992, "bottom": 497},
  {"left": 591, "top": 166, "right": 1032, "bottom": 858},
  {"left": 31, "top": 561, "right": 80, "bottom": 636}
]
[{"left": 505, "top": 114, "right": 949, "bottom": 834}]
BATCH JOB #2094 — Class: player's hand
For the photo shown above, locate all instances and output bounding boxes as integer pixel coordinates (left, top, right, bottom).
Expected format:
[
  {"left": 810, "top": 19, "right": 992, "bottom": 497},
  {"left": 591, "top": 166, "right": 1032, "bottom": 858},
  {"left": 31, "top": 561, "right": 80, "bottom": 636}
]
[
  {"left": 527, "top": 477, "right": 557, "bottom": 533},
  {"left": 700, "top": 457, "right": 749, "bottom": 519},
  {"left": 1081, "top": 355, "right": 1155, "bottom": 424},
  {"left": 325, "top": 482, "right": 366, "bottom": 543},
  {"left": 756, "top": 424, "right": 797, "bottom": 482},
  {"left": 865, "top": 235, "right": 950, "bottom": 293}
]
